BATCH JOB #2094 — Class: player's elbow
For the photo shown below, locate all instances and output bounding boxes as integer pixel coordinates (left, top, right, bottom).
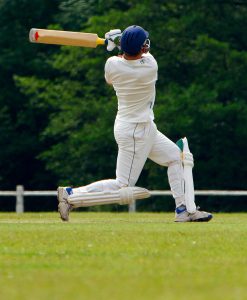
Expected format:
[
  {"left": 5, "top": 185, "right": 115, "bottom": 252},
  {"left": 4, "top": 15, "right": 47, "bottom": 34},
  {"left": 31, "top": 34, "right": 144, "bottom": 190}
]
[{"left": 106, "top": 79, "right": 112, "bottom": 85}]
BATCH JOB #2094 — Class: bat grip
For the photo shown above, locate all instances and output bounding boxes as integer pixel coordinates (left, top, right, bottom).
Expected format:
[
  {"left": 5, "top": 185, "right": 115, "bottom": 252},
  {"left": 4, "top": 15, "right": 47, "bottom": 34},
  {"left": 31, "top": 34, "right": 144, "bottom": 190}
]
[{"left": 97, "top": 38, "right": 106, "bottom": 46}]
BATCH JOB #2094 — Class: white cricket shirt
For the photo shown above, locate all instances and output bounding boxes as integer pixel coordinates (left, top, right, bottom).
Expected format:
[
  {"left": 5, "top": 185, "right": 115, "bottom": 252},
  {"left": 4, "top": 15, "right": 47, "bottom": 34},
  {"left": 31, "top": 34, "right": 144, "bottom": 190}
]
[{"left": 105, "top": 53, "right": 158, "bottom": 123}]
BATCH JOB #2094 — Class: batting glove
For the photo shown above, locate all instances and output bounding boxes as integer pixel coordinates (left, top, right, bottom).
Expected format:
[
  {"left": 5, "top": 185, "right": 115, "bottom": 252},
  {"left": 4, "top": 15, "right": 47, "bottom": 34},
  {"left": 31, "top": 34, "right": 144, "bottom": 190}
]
[{"left": 105, "top": 29, "right": 121, "bottom": 51}]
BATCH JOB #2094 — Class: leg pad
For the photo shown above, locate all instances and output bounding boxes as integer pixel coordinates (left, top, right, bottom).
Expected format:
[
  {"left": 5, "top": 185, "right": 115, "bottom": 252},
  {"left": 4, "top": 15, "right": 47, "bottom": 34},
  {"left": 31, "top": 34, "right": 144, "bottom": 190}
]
[
  {"left": 68, "top": 187, "right": 150, "bottom": 208},
  {"left": 176, "top": 137, "right": 196, "bottom": 213}
]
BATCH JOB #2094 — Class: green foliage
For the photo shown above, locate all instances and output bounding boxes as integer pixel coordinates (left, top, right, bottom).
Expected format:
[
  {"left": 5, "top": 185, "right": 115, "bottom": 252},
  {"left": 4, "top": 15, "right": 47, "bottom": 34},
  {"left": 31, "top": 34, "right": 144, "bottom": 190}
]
[
  {"left": 1, "top": 0, "right": 247, "bottom": 210},
  {"left": 0, "top": 0, "right": 61, "bottom": 189}
]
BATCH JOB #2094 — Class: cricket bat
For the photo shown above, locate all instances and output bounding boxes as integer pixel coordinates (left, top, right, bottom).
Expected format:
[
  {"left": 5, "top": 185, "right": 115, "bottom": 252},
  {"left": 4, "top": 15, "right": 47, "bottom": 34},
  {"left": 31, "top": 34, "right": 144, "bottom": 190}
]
[{"left": 29, "top": 28, "right": 106, "bottom": 48}]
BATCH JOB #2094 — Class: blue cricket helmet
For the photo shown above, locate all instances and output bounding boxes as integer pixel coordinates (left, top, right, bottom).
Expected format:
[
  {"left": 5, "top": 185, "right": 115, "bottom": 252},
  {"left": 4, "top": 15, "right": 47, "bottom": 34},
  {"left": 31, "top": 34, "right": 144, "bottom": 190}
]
[{"left": 120, "top": 25, "right": 149, "bottom": 55}]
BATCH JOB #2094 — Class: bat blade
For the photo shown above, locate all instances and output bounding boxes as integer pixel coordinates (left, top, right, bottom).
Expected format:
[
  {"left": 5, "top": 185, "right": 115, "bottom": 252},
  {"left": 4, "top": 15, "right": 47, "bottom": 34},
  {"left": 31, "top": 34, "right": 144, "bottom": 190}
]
[{"left": 29, "top": 28, "right": 105, "bottom": 48}]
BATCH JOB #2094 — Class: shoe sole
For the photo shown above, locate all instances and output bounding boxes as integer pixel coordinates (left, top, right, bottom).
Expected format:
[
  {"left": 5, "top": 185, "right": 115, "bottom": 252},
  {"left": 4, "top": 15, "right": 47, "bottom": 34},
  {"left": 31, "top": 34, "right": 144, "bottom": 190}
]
[
  {"left": 57, "top": 187, "right": 69, "bottom": 222},
  {"left": 191, "top": 214, "right": 213, "bottom": 222},
  {"left": 174, "top": 218, "right": 191, "bottom": 222},
  {"left": 175, "top": 214, "right": 213, "bottom": 223},
  {"left": 58, "top": 203, "right": 69, "bottom": 222},
  {"left": 57, "top": 187, "right": 64, "bottom": 203}
]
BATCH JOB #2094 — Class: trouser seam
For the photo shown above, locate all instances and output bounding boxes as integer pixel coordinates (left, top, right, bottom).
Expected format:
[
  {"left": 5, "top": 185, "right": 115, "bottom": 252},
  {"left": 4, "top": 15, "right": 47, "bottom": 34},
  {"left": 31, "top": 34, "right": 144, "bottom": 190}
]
[{"left": 127, "top": 123, "right": 138, "bottom": 186}]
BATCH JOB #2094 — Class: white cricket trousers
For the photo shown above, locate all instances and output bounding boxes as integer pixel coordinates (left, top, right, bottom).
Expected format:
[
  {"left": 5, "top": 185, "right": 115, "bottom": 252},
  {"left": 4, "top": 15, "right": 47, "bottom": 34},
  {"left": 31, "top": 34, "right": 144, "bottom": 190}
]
[{"left": 73, "top": 119, "right": 185, "bottom": 207}]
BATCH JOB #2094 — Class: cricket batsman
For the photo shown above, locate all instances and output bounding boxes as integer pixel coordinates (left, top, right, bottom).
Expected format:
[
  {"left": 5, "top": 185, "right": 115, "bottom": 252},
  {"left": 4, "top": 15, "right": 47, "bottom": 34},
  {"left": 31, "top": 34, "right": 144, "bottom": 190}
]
[{"left": 57, "top": 25, "right": 213, "bottom": 222}]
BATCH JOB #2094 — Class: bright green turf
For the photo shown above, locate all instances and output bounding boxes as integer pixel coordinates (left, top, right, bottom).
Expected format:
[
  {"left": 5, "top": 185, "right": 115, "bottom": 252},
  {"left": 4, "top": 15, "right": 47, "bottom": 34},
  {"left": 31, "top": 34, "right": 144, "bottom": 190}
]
[{"left": 0, "top": 213, "right": 246, "bottom": 300}]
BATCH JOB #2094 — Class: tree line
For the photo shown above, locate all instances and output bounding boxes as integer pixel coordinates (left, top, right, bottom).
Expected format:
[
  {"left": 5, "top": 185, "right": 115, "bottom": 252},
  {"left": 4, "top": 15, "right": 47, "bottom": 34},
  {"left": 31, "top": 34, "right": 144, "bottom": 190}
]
[{"left": 0, "top": 0, "right": 246, "bottom": 211}]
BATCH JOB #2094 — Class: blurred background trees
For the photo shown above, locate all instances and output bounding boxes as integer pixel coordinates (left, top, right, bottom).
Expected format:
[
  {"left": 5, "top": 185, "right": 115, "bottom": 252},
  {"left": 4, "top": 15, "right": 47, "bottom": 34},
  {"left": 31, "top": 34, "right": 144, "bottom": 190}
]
[{"left": 1, "top": 0, "right": 246, "bottom": 211}]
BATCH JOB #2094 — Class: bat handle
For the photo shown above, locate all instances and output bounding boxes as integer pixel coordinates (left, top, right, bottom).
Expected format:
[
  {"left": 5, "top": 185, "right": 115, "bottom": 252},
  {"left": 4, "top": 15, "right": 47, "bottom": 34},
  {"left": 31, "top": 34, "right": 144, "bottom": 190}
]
[{"left": 97, "top": 37, "right": 106, "bottom": 46}]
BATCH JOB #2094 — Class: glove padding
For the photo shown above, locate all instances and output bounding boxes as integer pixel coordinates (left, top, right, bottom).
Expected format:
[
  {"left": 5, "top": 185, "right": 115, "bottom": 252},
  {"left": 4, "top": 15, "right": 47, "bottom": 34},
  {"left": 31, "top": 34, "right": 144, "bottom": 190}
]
[{"left": 105, "top": 29, "right": 121, "bottom": 51}]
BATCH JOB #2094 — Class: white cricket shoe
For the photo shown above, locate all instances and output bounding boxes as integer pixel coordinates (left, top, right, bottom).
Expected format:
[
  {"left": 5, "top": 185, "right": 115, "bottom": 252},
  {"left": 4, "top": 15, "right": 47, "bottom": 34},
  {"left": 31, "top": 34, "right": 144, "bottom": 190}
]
[
  {"left": 175, "top": 205, "right": 213, "bottom": 222},
  {"left": 57, "top": 187, "right": 73, "bottom": 222}
]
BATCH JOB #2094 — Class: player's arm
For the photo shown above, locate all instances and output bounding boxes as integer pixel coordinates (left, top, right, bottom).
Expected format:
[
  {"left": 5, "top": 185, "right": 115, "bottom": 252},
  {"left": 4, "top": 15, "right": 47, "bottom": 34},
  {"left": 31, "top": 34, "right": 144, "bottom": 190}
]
[
  {"left": 105, "top": 76, "right": 112, "bottom": 85},
  {"left": 104, "top": 29, "right": 122, "bottom": 84},
  {"left": 104, "top": 59, "right": 113, "bottom": 85}
]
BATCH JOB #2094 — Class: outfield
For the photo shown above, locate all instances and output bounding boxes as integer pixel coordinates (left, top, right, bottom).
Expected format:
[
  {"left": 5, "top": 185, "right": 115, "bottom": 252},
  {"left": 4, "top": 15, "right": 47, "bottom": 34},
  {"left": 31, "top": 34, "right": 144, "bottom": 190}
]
[{"left": 0, "top": 213, "right": 246, "bottom": 300}]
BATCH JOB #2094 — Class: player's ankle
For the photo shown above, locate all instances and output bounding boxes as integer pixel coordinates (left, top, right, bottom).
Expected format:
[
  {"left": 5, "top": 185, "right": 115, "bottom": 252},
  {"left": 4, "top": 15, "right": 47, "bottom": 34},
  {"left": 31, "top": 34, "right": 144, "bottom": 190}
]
[{"left": 175, "top": 204, "right": 187, "bottom": 214}]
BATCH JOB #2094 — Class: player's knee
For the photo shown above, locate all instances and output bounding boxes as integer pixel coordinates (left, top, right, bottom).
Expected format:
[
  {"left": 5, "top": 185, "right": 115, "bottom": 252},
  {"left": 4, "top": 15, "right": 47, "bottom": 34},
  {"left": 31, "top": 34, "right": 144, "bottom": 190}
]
[
  {"left": 167, "top": 146, "right": 181, "bottom": 167},
  {"left": 167, "top": 144, "right": 181, "bottom": 164},
  {"left": 116, "top": 177, "right": 137, "bottom": 188},
  {"left": 168, "top": 159, "right": 181, "bottom": 168},
  {"left": 116, "top": 178, "right": 129, "bottom": 188}
]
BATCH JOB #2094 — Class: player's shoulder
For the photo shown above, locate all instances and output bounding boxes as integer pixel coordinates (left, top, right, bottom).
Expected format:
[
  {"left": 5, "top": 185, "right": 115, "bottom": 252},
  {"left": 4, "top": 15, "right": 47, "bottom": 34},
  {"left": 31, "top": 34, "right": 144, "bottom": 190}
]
[
  {"left": 141, "top": 53, "right": 158, "bottom": 69},
  {"left": 105, "top": 56, "right": 123, "bottom": 73},
  {"left": 106, "top": 55, "right": 122, "bottom": 65},
  {"left": 142, "top": 52, "right": 157, "bottom": 63}
]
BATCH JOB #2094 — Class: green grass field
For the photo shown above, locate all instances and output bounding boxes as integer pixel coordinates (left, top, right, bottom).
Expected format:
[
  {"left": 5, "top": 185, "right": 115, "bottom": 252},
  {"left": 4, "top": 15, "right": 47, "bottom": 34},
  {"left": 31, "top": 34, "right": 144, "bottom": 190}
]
[{"left": 0, "top": 212, "right": 246, "bottom": 300}]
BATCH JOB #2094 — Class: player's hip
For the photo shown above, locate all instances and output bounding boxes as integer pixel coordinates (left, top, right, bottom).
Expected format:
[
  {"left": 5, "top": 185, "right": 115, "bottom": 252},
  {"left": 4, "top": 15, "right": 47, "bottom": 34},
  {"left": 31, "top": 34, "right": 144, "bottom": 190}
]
[{"left": 114, "top": 118, "right": 157, "bottom": 146}]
